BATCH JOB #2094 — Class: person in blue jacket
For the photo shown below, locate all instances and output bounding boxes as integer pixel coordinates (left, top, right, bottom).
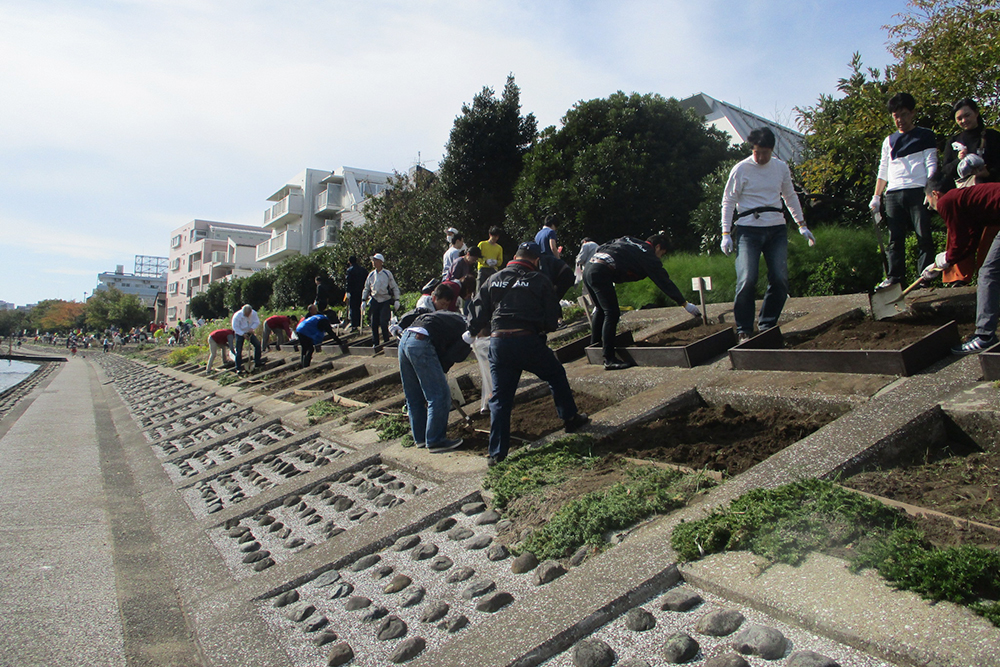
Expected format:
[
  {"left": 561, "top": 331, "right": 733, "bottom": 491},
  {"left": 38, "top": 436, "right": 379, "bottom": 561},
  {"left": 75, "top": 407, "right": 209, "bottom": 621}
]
[{"left": 295, "top": 307, "right": 348, "bottom": 368}]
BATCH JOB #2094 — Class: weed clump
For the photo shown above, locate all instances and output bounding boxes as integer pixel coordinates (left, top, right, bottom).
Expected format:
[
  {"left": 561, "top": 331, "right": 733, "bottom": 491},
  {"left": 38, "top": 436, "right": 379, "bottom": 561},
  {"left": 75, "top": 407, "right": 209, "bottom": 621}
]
[
  {"left": 374, "top": 413, "right": 410, "bottom": 441},
  {"left": 306, "top": 400, "right": 350, "bottom": 425},
  {"left": 484, "top": 435, "right": 597, "bottom": 510},
  {"left": 522, "top": 466, "right": 714, "bottom": 561},
  {"left": 671, "top": 479, "right": 1000, "bottom": 626}
]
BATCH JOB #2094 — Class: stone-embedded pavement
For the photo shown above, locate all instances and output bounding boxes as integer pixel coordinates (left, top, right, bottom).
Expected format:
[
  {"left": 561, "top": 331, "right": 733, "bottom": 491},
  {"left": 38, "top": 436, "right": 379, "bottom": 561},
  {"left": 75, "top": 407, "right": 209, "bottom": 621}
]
[{"left": 2, "top": 290, "right": 999, "bottom": 667}]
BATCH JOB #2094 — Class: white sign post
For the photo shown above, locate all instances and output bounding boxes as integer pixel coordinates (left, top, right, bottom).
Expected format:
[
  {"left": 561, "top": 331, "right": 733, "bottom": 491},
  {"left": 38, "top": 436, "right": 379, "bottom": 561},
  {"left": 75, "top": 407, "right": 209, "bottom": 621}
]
[{"left": 691, "top": 276, "right": 712, "bottom": 325}]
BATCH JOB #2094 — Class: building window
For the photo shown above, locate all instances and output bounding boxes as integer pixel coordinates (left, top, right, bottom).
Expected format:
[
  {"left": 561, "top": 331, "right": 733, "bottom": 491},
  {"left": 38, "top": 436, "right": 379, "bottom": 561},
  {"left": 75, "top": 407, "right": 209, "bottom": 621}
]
[
  {"left": 171, "top": 234, "right": 182, "bottom": 248},
  {"left": 190, "top": 229, "right": 208, "bottom": 243}
]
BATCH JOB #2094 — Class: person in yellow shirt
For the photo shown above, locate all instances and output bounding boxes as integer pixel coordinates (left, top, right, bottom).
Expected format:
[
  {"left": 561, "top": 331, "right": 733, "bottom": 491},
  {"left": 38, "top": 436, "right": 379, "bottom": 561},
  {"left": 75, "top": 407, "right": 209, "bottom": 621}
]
[{"left": 476, "top": 226, "right": 504, "bottom": 290}]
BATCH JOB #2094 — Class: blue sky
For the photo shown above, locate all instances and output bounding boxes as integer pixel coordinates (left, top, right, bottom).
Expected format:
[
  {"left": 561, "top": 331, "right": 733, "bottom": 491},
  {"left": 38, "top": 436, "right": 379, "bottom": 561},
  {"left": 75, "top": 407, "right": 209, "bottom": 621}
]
[{"left": 0, "top": 0, "right": 908, "bottom": 307}]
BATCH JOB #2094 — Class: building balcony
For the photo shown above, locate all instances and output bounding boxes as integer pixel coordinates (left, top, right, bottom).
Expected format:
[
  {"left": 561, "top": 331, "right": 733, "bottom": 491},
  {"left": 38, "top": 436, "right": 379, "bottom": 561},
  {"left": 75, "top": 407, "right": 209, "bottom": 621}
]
[
  {"left": 263, "top": 192, "right": 304, "bottom": 228},
  {"left": 315, "top": 188, "right": 343, "bottom": 218},
  {"left": 256, "top": 229, "right": 302, "bottom": 263},
  {"left": 208, "top": 250, "right": 233, "bottom": 266},
  {"left": 313, "top": 225, "right": 339, "bottom": 249}
]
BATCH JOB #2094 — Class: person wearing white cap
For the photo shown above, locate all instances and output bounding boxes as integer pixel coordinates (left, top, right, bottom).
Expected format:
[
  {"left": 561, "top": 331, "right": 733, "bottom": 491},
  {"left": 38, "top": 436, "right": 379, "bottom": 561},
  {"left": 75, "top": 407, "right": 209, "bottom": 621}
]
[{"left": 361, "top": 253, "right": 401, "bottom": 348}]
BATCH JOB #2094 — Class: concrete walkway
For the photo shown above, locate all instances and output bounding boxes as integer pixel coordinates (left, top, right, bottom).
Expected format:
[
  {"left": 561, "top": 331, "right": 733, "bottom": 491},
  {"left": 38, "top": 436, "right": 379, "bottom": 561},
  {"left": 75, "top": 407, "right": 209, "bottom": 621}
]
[
  {"left": 0, "top": 358, "right": 126, "bottom": 667},
  {"left": 0, "top": 357, "right": 203, "bottom": 667}
]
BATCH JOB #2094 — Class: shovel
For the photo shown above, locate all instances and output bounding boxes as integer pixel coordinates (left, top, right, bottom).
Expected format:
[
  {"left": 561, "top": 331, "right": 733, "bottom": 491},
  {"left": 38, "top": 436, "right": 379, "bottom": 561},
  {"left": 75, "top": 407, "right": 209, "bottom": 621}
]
[
  {"left": 447, "top": 375, "right": 474, "bottom": 431},
  {"left": 871, "top": 273, "right": 938, "bottom": 320}
]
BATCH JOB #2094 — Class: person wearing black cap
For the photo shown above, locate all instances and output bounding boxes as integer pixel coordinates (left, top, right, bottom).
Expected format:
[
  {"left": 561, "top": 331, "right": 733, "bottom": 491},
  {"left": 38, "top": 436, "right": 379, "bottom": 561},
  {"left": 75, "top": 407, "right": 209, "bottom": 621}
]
[
  {"left": 584, "top": 234, "right": 701, "bottom": 370},
  {"left": 465, "top": 241, "right": 589, "bottom": 466}
]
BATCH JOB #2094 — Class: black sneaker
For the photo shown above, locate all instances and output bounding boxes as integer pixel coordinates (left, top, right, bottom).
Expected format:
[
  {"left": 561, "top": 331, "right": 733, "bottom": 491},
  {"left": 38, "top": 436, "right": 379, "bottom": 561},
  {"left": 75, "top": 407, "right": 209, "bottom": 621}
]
[
  {"left": 603, "top": 359, "right": 633, "bottom": 371},
  {"left": 428, "top": 438, "right": 463, "bottom": 453},
  {"left": 952, "top": 335, "right": 999, "bottom": 355},
  {"left": 564, "top": 413, "right": 590, "bottom": 433}
]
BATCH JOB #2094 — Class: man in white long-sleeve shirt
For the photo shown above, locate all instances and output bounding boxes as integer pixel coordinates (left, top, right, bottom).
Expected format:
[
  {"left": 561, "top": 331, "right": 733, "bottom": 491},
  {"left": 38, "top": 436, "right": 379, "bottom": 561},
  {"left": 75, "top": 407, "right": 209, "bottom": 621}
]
[
  {"left": 231, "top": 304, "right": 262, "bottom": 373},
  {"left": 361, "top": 253, "right": 401, "bottom": 348},
  {"left": 869, "top": 92, "right": 939, "bottom": 289},
  {"left": 721, "top": 127, "right": 815, "bottom": 342}
]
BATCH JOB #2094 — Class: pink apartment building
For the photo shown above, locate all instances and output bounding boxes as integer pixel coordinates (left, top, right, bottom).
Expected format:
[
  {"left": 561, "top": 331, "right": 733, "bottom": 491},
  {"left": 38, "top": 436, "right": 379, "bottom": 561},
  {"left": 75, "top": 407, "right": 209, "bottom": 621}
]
[{"left": 166, "top": 220, "right": 271, "bottom": 325}]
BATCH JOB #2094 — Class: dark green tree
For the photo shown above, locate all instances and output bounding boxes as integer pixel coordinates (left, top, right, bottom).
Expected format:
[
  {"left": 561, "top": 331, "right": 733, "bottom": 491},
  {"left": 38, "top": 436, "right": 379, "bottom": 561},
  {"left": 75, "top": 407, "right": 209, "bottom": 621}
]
[
  {"left": 189, "top": 281, "right": 228, "bottom": 320},
  {"left": 270, "top": 254, "right": 331, "bottom": 309},
  {"left": 507, "top": 92, "right": 734, "bottom": 254},
  {"left": 240, "top": 270, "right": 274, "bottom": 310},
  {"left": 84, "top": 288, "right": 149, "bottom": 331},
  {"left": 438, "top": 75, "right": 538, "bottom": 242},
  {"left": 796, "top": 0, "right": 1000, "bottom": 219},
  {"left": 0, "top": 309, "right": 28, "bottom": 337}
]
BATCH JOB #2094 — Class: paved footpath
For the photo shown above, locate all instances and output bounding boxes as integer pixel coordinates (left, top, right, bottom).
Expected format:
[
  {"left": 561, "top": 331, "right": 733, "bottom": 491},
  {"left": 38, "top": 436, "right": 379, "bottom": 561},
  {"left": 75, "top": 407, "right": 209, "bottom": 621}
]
[{"left": 0, "top": 357, "right": 202, "bottom": 667}]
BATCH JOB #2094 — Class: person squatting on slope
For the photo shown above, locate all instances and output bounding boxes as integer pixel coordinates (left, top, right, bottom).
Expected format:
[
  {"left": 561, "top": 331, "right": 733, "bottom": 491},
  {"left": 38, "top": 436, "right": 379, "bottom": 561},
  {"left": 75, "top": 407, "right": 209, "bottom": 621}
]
[
  {"left": 465, "top": 242, "right": 589, "bottom": 467},
  {"left": 721, "top": 127, "right": 816, "bottom": 342},
  {"left": 584, "top": 234, "right": 701, "bottom": 370}
]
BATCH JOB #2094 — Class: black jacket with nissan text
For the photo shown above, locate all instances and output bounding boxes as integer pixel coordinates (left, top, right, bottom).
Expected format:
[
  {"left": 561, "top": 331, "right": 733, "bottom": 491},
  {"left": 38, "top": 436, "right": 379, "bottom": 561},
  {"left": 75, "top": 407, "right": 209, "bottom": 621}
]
[
  {"left": 589, "top": 237, "right": 686, "bottom": 305},
  {"left": 467, "top": 260, "right": 560, "bottom": 336}
]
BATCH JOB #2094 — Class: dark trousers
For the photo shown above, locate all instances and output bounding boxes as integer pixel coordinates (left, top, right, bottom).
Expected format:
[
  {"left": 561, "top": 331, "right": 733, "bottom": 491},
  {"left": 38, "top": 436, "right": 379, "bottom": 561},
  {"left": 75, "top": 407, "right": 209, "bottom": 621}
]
[
  {"left": 488, "top": 334, "right": 578, "bottom": 460},
  {"left": 300, "top": 338, "right": 316, "bottom": 368},
  {"left": 885, "top": 187, "right": 934, "bottom": 282},
  {"left": 349, "top": 294, "right": 363, "bottom": 328},
  {"left": 583, "top": 262, "right": 620, "bottom": 363},
  {"left": 234, "top": 333, "right": 261, "bottom": 371},
  {"left": 369, "top": 299, "right": 391, "bottom": 346}
]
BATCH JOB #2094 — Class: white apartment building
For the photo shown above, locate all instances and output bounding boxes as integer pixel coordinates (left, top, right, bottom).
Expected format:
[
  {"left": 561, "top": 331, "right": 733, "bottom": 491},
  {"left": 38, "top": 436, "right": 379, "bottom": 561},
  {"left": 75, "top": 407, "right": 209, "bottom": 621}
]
[
  {"left": 94, "top": 266, "right": 167, "bottom": 308},
  {"left": 679, "top": 93, "right": 806, "bottom": 164},
  {"left": 166, "top": 220, "right": 272, "bottom": 325},
  {"left": 256, "top": 167, "right": 392, "bottom": 266}
]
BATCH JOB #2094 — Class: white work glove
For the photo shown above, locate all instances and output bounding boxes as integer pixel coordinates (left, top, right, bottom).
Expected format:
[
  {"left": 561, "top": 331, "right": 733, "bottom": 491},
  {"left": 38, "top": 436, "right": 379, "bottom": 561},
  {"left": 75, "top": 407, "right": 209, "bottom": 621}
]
[
  {"left": 869, "top": 195, "right": 881, "bottom": 213},
  {"left": 461, "top": 331, "right": 474, "bottom": 345},
  {"left": 935, "top": 251, "right": 950, "bottom": 269},
  {"left": 487, "top": 259, "right": 497, "bottom": 267},
  {"left": 393, "top": 300, "right": 400, "bottom": 310},
  {"left": 799, "top": 226, "right": 816, "bottom": 247},
  {"left": 388, "top": 324, "right": 402, "bottom": 338},
  {"left": 720, "top": 234, "right": 734, "bottom": 255},
  {"left": 921, "top": 264, "right": 942, "bottom": 282},
  {"left": 684, "top": 302, "right": 702, "bottom": 318}
]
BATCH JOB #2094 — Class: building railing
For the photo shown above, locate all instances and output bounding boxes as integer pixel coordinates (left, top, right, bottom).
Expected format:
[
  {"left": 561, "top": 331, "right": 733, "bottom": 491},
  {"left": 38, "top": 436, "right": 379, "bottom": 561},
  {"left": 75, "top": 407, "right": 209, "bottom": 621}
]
[
  {"left": 263, "top": 192, "right": 304, "bottom": 226},
  {"left": 313, "top": 225, "right": 338, "bottom": 248},
  {"left": 256, "top": 229, "right": 301, "bottom": 262}
]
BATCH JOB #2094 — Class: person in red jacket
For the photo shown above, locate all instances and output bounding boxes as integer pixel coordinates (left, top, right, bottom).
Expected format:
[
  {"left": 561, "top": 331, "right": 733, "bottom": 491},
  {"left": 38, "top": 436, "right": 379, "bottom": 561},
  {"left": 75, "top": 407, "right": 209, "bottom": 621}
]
[
  {"left": 206, "top": 328, "right": 235, "bottom": 373},
  {"left": 921, "top": 176, "right": 1000, "bottom": 353},
  {"left": 262, "top": 314, "right": 299, "bottom": 351}
]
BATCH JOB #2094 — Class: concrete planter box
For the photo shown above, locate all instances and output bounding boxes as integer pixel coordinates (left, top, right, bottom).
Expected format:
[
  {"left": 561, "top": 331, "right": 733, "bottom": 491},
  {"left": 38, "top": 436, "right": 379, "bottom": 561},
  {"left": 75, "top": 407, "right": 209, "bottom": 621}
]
[
  {"left": 978, "top": 342, "right": 1000, "bottom": 379},
  {"left": 728, "top": 321, "right": 960, "bottom": 376},
  {"left": 584, "top": 327, "right": 736, "bottom": 368}
]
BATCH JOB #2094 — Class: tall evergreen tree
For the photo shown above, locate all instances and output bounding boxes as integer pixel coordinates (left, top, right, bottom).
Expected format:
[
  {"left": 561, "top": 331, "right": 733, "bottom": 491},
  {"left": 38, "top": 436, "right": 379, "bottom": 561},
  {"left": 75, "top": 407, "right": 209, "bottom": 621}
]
[{"left": 438, "top": 75, "right": 537, "bottom": 242}]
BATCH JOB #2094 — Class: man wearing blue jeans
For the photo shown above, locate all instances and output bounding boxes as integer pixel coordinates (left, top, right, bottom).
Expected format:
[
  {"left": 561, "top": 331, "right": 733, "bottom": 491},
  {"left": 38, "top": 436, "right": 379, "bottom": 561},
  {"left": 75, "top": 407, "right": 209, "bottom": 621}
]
[
  {"left": 466, "top": 242, "right": 589, "bottom": 466},
  {"left": 231, "top": 304, "right": 262, "bottom": 373},
  {"left": 397, "top": 286, "right": 470, "bottom": 451},
  {"left": 721, "top": 128, "right": 815, "bottom": 341}
]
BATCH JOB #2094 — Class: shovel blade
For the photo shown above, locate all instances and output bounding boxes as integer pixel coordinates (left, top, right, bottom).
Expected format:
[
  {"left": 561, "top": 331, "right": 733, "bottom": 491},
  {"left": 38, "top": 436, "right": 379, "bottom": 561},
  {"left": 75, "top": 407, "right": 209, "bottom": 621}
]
[{"left": 870, "top": 283, "right": 906, "bottom": 320}]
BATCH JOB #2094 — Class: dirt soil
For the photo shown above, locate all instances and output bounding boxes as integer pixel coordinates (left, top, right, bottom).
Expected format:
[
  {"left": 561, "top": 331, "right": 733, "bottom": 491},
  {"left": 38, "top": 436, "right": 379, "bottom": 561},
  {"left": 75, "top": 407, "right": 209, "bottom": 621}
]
[
  {"left": 845, "top": 442, "right": 1000, "bottom": 532},
  {"left": 448, "top": 391, "right": 613, "bottom": 455},
  {"left": 257, "top": 366, "right": 329, "bottom": 394},
  {"left": 789, "top": 313, "right": 974, "bottom": 351},
  {"left": 348, "top": 382, "right": 403, "bottom": 405},
  {"left": 604, "top": 404, "right": 834, "bottom": 476},
  {"left": 635, "top": 321, "right": 734, "bottom": 347}
]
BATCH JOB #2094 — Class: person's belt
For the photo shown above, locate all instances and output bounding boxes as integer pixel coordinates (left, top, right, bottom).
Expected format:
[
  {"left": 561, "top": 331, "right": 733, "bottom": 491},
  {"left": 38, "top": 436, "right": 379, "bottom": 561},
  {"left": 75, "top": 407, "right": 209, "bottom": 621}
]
[
  {"left": 735, "top": 206, "right": 783, "bottom": 220},
  {"left": 490, "top": 329, "right": 534, "bottom": 338}
]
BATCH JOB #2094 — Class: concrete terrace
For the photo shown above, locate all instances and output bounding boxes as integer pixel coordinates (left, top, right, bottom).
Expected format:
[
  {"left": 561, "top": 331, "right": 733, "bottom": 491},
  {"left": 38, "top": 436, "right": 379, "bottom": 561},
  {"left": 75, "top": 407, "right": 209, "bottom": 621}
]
[{"left": 2, "top": 289, "right": 999, "bottom": 667}]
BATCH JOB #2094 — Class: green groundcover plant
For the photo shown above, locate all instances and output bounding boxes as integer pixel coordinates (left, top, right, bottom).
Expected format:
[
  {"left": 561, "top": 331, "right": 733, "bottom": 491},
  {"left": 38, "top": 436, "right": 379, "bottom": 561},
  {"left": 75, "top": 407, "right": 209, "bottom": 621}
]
[{"left": 671, "top": 479, "right": 1000, "bottom": 626}]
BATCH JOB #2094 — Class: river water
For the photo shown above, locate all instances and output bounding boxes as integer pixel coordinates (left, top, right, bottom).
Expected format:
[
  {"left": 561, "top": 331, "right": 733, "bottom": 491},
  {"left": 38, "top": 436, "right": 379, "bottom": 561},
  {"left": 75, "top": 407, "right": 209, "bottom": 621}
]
[{"left": 0, "top": 359, "right": 39, "bottom": 392}]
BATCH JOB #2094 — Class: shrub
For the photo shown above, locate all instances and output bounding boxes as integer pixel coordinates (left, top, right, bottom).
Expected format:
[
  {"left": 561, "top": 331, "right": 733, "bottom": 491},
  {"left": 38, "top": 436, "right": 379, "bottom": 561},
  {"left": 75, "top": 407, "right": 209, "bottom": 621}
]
[{"left": 166, "top": 344, "right": 207, "bottom": 367}]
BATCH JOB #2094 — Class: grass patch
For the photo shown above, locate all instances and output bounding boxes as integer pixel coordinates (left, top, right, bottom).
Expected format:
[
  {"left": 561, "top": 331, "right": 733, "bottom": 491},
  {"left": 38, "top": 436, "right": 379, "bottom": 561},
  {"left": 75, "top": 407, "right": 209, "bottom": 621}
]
[
  {"left": 306, "top": 400, "right": 351, "bottom": 424},
  {"left": 374, "top": 413, "right": 411, "bottom": 441},
  {"left": 671, "top": 479, "right": 1000, "bottom": 626},
  {"left": 165, "top": 344, "right": 207, "bottom": 367},
  {"left": 216, "top": 372, "right": 239, "bottom": 386},
  {"left": 522, "top": 465, "right": 715, "bottom": 561},
  {"left": 484, "top": 435, "right": 598, "bottom": 510}
]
